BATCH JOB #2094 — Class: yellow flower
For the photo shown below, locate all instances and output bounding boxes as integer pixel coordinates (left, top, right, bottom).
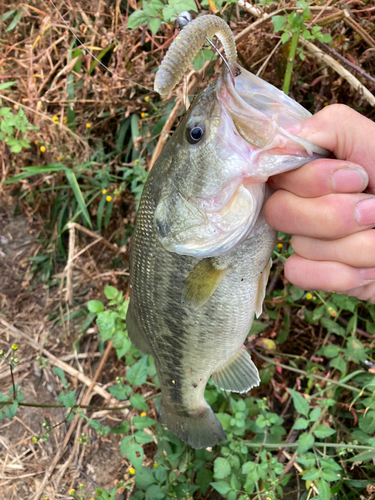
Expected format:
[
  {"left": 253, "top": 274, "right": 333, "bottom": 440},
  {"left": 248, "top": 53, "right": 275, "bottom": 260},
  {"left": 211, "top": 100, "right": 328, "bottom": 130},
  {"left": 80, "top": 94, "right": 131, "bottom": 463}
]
[
  {"left": 114, "top": 189, "right": 119, "bottom": 195},
  {"left": 129, "top": 467, "right": 135, "bottom": 474},
  {"left": 134, "top": 159, "right": 139, "bottom": 164},
  {"left": 40, "top": 146, "right": 46, "bottom": 153},
  {"left": 63, "top": 117, "right": 67, "bottom": 123},
  {"left": 57, "top": 156, "right": 63, "bottom": 162},
  {"left": 306, "top": 293, "right": 313, "bottom": 300},
  {"left": 330, "top": 310, "right": 337, "bottom": 317},
  {"left": 53, "top": 115, "right": 58, "bottom": 121},
  {"left": 102, "top": 189, "right": 107, "bottom": 194},
  {"left": 145, "top": 96, "right": 149, "bottom": 102},
  {"left": 68, "top": 489, "right": 75, "bottom": 496},
  {"left": 140, "top": 412, "right": 147, "bottom": 417},
  {"left": 277, "top": 243, "right": 283, "bottom": 249},
  {"left": 12, "top": 344, "right": 18, "bottom": 351},
  {"left": 106, "top": 195, "right": 112, "bottom": 202},
  {"left": 153, "top": 463, "right": 158, "bottom": 468},
  {"left": 141, "top": 112, "right": 147, "bottom": 118},
  {"left": 86, "top": 123, "right": 91, "bottom": 128},
  {"left": 32, "top": 436, "right": 38, "bottom": 443}
]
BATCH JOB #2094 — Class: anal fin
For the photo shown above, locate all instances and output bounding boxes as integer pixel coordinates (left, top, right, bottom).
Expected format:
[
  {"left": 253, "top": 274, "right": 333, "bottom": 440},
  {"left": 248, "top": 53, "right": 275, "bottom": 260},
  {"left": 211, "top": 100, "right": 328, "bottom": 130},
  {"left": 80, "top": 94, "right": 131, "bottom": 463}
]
[
  {"left": 212, "top": 347, "right": 260, "bottom": 394},
  {"left": 182, "top": 258, "right": 228, "bottom": 310},
  {"left": 126, "top": 304, "right": 152, "bottom": 355},
  {"left": 255, "top": 257, "right": 272, "bottom": 318}
]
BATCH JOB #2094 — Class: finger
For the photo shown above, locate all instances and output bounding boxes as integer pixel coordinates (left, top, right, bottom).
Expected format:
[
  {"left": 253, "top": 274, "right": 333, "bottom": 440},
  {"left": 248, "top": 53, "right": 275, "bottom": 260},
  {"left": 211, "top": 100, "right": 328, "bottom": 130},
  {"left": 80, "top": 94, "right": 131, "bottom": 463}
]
[
  {"left": 342, "top": 283, "right": 375, "bottom": 304},
  {"left": 297, "top": 104, "right": 375, "bottom": 194},
  {"left": 265, "top": 192, "right": 375, "bottom": 239},
  {"left": 291, "top": 230, "right": 375, "bottom": 268},
  {"left": 268, "top": 159, "right": 368, "bottom": 197},
  {"left": 284, "top": 254, "right": 375, "bottom": 292}
]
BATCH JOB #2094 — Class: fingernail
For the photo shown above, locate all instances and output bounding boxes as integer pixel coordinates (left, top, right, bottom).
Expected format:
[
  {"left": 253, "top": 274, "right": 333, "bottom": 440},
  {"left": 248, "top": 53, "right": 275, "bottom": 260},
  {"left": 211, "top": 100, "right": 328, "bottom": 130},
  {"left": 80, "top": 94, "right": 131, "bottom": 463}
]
[
  {"left": 355, "top": 198, "right": 375, "bottom": 226},
  {"left": 361, "top": 268, "right": 375, "bottom": 284},
  {"left": 331, "top": 167, "right": 368, "bottom": 193}
]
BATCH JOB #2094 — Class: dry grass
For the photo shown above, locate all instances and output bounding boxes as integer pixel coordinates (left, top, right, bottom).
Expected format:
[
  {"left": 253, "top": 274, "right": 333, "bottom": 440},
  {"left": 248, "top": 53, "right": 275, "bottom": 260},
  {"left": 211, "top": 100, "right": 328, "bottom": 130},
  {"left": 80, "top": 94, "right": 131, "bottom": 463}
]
[{"left": 0, "top": 0, "right": 375, "bottom": 499}]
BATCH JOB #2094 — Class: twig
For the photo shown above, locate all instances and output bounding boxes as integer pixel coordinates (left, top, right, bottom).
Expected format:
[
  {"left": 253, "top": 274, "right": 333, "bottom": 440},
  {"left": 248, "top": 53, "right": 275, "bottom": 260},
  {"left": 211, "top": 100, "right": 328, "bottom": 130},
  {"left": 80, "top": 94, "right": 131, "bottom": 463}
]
[
  {"left": 65, "top": 222, "right": 75, "bottom": 304},
  {"left": 315, "top": 40, "right": 375, "bottom": 86},
  {"left": 68, "top": 222, "right": 123, "bottom": 253},
  {"left": 282, "top": 449, "right": 319, "bottom": 495},
  {"left": 300, "top": 39, "right": 375, "bottom": 107},
  {"left": 252, "top": 349, "right": 369, "bottom": 394},
  {"left": 343, "top": 10, "right": 375, "bottom": 49},
  {"left": 33, "top": 340, "right": 114, "bottom": 500},
  {"left": 0, "top": 318, "right": 122, "bottom": 404}
]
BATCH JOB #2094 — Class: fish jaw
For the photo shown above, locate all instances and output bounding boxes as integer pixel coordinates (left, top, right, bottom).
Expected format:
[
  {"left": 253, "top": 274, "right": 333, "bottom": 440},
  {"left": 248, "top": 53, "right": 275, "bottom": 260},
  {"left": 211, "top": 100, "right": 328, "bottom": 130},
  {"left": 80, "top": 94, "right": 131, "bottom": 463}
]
[{"left": 216, "top": 67, "right": 330, "bottom": 179}]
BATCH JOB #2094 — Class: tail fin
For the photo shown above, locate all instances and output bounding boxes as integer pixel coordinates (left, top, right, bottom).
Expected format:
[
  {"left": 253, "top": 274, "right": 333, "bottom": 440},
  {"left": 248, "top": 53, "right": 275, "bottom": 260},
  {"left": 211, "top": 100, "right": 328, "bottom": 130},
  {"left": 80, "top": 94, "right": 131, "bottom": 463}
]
[{"left": 159, "top": 399, "right": 226, "bottom": 449}]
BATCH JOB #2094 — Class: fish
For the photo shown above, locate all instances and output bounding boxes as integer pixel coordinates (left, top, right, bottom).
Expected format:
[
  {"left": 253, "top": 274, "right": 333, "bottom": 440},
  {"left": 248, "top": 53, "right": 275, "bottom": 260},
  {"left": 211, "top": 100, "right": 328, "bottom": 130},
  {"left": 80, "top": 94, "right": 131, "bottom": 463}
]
[{"left": 126, "top": 15, "right": 328, "bottom": 449}]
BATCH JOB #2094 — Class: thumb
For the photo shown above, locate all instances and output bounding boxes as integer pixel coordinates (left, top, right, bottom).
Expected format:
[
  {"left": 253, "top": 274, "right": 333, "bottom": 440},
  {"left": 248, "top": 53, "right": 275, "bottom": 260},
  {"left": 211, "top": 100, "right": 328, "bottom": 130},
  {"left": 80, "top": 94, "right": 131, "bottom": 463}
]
[{"left": 298, "top": 104, "right": 375, "bottom": 194}]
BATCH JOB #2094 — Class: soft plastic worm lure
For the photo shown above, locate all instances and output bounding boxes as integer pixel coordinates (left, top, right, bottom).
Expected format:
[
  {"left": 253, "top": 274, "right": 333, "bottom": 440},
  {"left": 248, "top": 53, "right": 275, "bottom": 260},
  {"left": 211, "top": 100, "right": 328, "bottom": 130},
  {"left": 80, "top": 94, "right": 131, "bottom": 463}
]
[{"left": 154, "top": 14, "right": 237, "bottom": 95}]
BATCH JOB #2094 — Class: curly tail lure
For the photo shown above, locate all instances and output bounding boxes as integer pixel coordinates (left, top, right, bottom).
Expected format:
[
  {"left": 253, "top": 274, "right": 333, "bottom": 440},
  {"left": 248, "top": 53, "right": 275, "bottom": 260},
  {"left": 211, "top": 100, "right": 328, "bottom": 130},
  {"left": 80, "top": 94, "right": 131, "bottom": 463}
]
[{"left": 154, "top": 14, "right": 237, "bottom": 95}]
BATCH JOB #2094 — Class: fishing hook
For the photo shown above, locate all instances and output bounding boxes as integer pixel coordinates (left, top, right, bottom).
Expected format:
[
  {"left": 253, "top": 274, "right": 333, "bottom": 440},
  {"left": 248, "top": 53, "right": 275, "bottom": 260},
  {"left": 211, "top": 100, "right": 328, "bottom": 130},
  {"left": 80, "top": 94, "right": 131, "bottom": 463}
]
[{"left": 177, "top": 12, "right": 236, "bottom": 88}]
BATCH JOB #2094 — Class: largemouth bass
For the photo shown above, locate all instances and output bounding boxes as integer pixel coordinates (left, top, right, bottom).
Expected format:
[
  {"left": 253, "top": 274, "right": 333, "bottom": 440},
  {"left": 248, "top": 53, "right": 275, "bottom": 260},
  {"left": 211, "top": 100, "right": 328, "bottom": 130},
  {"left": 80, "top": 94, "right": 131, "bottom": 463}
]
[{"left": 127, "top": 16, "right": 328, "bottom": 449}]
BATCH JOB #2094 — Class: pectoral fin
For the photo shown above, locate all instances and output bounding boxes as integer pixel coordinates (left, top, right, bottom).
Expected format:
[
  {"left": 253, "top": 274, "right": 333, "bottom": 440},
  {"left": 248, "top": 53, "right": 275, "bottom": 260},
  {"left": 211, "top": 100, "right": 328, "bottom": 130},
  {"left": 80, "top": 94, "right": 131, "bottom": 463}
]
[
  {"left": 255, "top": 258, "right": 272, "bottom": 318},
  {"left": 182, "top": 259, "right": 228, "bottom": 310},
  {"left": 212, "top": 346, "right": 260, "bottom": 393}
]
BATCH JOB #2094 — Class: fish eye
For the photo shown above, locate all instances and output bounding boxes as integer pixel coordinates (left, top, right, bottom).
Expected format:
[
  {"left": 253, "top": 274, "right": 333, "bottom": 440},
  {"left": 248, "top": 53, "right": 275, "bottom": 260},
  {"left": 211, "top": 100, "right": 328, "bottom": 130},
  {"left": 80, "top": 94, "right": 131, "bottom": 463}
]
[{"left": 187, "top": 123, "right": 205, "bottom": 144}]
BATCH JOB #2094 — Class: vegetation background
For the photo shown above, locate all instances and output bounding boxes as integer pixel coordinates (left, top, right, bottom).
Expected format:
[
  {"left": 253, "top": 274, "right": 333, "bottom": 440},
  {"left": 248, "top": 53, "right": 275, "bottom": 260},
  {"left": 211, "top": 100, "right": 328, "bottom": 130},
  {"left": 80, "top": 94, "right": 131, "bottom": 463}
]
[{"left": 1, "top": 1, "right": 375, "bottom": 499}]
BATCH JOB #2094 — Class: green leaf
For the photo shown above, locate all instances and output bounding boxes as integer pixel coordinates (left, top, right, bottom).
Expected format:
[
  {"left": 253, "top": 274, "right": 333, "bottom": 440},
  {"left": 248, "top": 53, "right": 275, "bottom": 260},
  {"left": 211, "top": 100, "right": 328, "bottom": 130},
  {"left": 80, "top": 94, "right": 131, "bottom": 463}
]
[
  {"left": 87, "top": 300, "right": 104, "bottom": 314},
  {"left": 359, "top": 411, "right": 375, "bottom": 434},
  {"left": 135, "top": 466, "right": 156, "bottom": 489},
  {"left": 83, "top": 416, "right": 111, "bottom": 436},
  {"left": 0, "top": 10, "right": 16, "bottom": 22},
  {"left": 321, "top": 317, "right": 345, "bottom": 336},
  {"left": 293, "top": 418, "right": 309, "bottom": 430},
  {"left": 214, "top": 457, "right": 231, "bottom": 479},
  {"left": 120, "top": 435, "right": 133, "bottom": 456},
  {"left": 127, "top": 10, "right": 150, "bottom": 29},
  {"left": 53, "top": 366, "right": 68, "bottom": 386},
  {"left": 329, "top": 355, "right": 346, "bottom": 373},
  {"left": 109, "top": 384, "right": 132, "bottom": 400},
  {"left": 297, "top": 433, "right": 314, "bottom": 454},
  {"left": 130, "top": 394, "right": 149, "bottom": 412},
  {"left": 149, "top": 17, "right": 162, "bottom": 34},
  {"left": 322, "top": 470, "right": 340, "bottom": 482},
  {"left": 211, "top": 481, "right": 231, "bottom": 495},
  {"left": 104, "top": 285, "right": 118, "bottom": 299},
  {"left": 348, "top": 449, "right": 375, "bottom": 462},
  {"left": 127, "top": 356, "right": 148, "bottom": 386},
  {"left": 57, "top": 389, "right": 76, "bottom": 408},
  {"left": 126, "top": 442, "right": 144, "bottom": 469},
  {"left": 132, "top": 416, "right": 156, "bottom": 430},
  {"left": 302, "top": 468, "right": 320, "bottom": 481},
  {"left": 0, "top": 81, "right": 17, "bottom": 90},
  {"left": 111, "top": 421, "right": 130, "bottom": 434},
  {"left": 323, "top": 344, "right": 340, "bottom": 358},
  {"left": 6, "top": 9, "right": 22, "bottom": 32},
  {"left": 281, "top": 32, "right": 290, "bottom": 44},
  {"left": 65, "top": 170, "right": 92, "bottom": 227},
  {"left": 289, "top": 388, "right": 310, "bottom": 417},
  {"left": 296, "top": 452, "right": 316, "bottom": 468},
  {"left": 345, "top": 337, "right": 367, "bottom": 363},
  {"left": 195, "top": 468, "right": 213, "bottom": 495},
  {"left": 309, "top": 408, "right": 321, "bottom": 422},
  {"left": 134, "top": 430, "right": 155, "bottom": 444},
  {"left": 318, "top": 478, "right": 331, "bottom": 500},
  {"left": 4, "top": 400, "right": 18, "bottom": 419},
  {"left": 313, "top": 425, "right": 336, "bottom": 439},
  {"left": 272, "top": 15, "right": 286, "bottom": 32},
  {"left": 96, "top": 310, "right": 117, "bottom": 331}
]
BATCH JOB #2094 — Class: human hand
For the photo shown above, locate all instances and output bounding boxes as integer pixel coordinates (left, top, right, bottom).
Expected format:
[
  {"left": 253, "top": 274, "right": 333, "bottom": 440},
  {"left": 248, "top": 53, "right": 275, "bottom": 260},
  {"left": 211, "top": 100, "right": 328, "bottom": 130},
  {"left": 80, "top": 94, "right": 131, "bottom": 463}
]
[{"left": 265, "top": 104, "right": 375, "bottom": 304}]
